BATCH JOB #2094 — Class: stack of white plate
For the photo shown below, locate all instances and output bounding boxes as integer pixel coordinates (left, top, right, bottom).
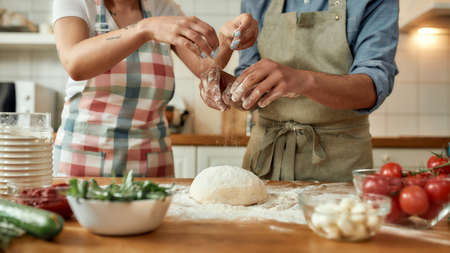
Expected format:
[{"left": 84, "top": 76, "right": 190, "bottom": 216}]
[{"left": 0, "top": 133, "right": 53, "bottom": 195}]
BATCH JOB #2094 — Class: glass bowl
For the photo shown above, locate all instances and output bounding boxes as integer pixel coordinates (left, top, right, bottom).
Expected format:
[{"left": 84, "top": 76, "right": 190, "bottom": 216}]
[
  {"left": 7, "top": 183, "right": 73, "bottom": 219},
  {"left": 353, "top": 169, "right": 450, "bottom": 228},
  {"left": 298, "top": 183, "right": 391, "bottom": 242}
]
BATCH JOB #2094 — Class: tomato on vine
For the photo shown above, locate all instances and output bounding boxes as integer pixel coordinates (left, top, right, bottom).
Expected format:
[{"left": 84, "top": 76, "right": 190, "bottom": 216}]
[
  {"left": 380, "top": 162, "right": 402, "bottom": 178},
  {"left": 427, "top": 153, "right": 450, "bottom": 175},
  {"left": 399, "top": 185, "right": 430, "bottom": 216}
]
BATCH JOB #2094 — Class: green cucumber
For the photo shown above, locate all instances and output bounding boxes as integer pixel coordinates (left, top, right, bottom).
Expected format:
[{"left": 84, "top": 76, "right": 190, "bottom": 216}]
[
  {"left": 0, "top": 221, "right": 24, "bottom": 237},
  {"left": 0, "top": 199, "right": 64, "bottom": 240}
]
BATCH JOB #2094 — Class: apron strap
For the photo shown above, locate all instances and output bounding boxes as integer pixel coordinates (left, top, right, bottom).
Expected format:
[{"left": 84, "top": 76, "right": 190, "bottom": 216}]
[
  {"left": 250, "top": 117, "right": 327, "bottom": 181},
  {"left": 266, "top": 0, "right": 285, "bottom": 15},
  {"left": 95, "top": 0, "right": 151, "bottom": 34}
]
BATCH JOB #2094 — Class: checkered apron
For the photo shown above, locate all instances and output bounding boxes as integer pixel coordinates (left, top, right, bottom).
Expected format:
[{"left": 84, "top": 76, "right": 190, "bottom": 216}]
[{"left": 53, "top": 0, "right": 175, "bottom": 177}]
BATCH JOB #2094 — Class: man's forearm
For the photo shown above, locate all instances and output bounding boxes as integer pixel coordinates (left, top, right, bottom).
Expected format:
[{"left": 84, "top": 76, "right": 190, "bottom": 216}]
[{"left": 300, "top": 70, "right": 377, "bottom": 111}]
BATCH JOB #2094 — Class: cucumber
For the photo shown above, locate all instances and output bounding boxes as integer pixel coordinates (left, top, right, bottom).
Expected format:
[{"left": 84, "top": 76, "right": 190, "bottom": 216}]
[
  {"left": 0, "top": 221, "right": 24, "bottom": 237},
  {"left": 0, "top": 221, "right": 24, "bottom": 251},
  {"left": 0, "top": 199, "right": 64, "bottom": 240}
]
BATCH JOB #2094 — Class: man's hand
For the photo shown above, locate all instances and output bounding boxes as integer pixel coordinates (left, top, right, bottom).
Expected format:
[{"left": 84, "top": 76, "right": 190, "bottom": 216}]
[
  {"left": 230, "top": 59, "right": 309, "bottom": 110},
  {"left": 199, "top": 68, "right": 230, "bottom": 111}
]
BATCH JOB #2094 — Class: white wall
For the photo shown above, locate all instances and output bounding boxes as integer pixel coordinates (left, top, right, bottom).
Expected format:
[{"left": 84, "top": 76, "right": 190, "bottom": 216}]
[
  {"left": 0, "top": 0, "right": 449, "bottom": 136},
  {"left": 371, "top": 32, "right": 450, "bottom": 136}
]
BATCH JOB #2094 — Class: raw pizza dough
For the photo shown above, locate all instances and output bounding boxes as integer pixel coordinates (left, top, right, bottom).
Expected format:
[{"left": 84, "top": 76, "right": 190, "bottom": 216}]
[{"left": 189, "top": 166, "right": 268, "bottom": 206}]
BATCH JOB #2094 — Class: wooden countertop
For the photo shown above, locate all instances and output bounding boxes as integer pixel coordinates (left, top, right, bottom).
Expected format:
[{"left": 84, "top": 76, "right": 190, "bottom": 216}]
[
  {"left": 8, "top": 178, "right": 450, "bottom": 253},
  {"left": 171, "top": 134, "right": 450, "bottom": 149}
]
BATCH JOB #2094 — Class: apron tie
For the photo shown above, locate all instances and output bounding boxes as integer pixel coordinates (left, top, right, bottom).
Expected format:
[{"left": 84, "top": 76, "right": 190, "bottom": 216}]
[{"left": 250, "top": 117, "right": 327, "bottom": 181}]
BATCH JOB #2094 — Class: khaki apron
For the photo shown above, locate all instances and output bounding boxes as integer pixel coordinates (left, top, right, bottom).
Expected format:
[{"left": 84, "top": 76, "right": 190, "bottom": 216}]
[{"left": 243, "top": 0, "right": 373, "bottom": 182}]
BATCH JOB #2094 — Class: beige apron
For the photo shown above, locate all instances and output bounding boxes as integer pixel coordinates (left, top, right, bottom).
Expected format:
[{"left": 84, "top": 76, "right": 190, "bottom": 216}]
[{"left": 243, "top": 0, "right": 373, "bottom": 182}]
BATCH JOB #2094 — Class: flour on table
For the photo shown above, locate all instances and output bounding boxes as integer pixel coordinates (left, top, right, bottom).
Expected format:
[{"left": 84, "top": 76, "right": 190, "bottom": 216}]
[{"left": 165, "top": 184, "right": 306, "bottom": 224}]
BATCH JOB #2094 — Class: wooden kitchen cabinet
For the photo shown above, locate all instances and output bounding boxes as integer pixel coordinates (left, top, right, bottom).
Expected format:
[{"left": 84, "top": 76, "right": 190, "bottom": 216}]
[
  {"left": 172, "top": 144, "right": 446, "bottom": 178},
  {"left": 171, "top": 146, "right": 196, "bottom": 178},
  {"left": 196, "top": 146, "right": 247, "bottom": 173}
]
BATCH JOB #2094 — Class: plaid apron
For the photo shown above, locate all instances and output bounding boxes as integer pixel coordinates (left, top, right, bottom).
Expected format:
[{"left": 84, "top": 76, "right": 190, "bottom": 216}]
[{"left": 54, "top": 0, "right": 175, "bottom": 177}]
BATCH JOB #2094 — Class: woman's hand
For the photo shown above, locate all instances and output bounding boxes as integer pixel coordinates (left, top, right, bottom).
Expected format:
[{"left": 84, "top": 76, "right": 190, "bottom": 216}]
[
  {"left": 230, "top": 58, "right": 310, "bottom": 110},
  {"left": 138, "top": 16, "right": 220, "bottom": 58},
  {"left": 219, "top": 13, "right": 258, "bottom": 50}
]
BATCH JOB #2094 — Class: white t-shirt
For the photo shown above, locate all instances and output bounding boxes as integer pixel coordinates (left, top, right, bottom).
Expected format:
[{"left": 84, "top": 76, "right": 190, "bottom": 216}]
[{"left": 52, "top": 0, "right": 184, "bottom": 100}]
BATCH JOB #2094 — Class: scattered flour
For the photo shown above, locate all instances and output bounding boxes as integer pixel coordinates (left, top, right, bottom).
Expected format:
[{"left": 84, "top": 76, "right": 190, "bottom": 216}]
[{"left": 165, "top": 184, "right": 306, "bottom": 224}]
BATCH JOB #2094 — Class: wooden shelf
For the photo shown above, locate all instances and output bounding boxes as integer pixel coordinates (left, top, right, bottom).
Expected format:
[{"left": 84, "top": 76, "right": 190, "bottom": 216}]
[
  {"left": 170, "top": 134, "right": 450, "bottom": 149},
  {"left": 0, "top": 32, "right": 55, "bottom": 49}
]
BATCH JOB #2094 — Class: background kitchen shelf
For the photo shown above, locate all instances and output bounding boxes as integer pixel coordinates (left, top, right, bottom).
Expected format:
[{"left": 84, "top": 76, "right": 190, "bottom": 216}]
[{"left": 0, "top": 32, "right": 55, "bottom": 49}]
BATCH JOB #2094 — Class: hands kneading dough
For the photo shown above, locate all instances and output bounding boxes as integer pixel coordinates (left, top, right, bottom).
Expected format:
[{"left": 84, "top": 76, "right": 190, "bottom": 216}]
[{"left": 189, "top": 166, "right": 268, "bottom": 206}]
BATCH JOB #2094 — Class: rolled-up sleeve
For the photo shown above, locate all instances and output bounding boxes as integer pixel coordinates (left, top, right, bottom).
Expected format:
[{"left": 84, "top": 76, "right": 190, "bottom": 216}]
[
  {"left": 350, "top": 0, "right": 399, "bottom": 114},
  {"left": 234, "top": 0, "right": 270, "bottom": 77}
]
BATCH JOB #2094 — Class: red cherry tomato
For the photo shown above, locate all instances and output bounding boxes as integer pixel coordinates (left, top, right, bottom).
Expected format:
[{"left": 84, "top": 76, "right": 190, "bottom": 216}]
[
  {"left": 399, "top": 185, "right": 430, "bottom": 215},
  {"left": 427, "top": 155, "right": 450, "bottom": 174},
  {"left": 386, "top": 177, "right": 403, "bottom": 195},
  {"left": 386, "top": 196, "right": 408, "bottom": 224},
  {"left": 419, "top": 203, "right": 443, "bottom": 220},
  {"left": 427, "top": 155, "right": 448, "bottom": 168},
  {"left": 404, "top": 174, "right": 430, "bottom": 187},
  {"left": 424, "top": 178, "right": 450, "bottom": 204},
  {"left": 362, "top": 174, "right": 390, "bottom": 196},
  {"left": 380, "top": 162, "right": 402, "bottom": 178}
]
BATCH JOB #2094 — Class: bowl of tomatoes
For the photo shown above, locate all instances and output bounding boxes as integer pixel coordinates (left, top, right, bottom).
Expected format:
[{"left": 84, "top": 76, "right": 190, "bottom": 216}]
[{"left": 352, "top": 155, "right": 449, "bottom": 228}]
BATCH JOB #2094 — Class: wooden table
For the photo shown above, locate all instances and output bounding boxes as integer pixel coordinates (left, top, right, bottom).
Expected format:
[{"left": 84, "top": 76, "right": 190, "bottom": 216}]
[{"left": 8, "top": 178, "right": 450, "bottom": 253}]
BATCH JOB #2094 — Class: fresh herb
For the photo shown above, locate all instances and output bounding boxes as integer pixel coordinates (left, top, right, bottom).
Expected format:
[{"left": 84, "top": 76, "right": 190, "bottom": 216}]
[{"left": 67, "top": 171, "right": 172, "bottom": 201}]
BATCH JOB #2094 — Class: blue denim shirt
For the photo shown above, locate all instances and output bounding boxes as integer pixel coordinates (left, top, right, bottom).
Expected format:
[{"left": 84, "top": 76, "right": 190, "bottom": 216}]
[{"left": 235, "top": 0, "right": 399, "bottom": 113}]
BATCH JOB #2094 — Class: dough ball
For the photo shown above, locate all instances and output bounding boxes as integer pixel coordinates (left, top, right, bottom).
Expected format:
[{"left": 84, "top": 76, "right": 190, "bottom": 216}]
[{"left": 189, "top": 166, "right": 268, "bottom": 206}]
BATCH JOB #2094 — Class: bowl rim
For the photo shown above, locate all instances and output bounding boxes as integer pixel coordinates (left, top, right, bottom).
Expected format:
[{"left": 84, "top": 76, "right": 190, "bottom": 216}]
[
  {"left": 298, "top": 190, "right": 391, "bottom": 216},
  {"left": 66, "top": 195, "right": 172, "bottom": 204}
]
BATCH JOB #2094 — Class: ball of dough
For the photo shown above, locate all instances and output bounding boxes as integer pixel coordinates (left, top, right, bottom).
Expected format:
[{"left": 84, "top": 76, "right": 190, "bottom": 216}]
[{"left": 189, "top": 166, "right": 268, "bottom": 206}]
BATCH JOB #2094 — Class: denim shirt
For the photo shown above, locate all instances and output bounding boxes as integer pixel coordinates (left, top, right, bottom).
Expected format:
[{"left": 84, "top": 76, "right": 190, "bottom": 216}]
[{"left": 235, "top": 0, "right": 399, "bottom": 113}]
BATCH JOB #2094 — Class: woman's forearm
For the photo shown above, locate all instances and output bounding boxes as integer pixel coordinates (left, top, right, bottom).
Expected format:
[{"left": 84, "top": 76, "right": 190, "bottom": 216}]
[
  {"left": 301, "top": 71, "right": 377, "bottom": 110},
  {"left": 54, "top": 17, "right": 148, "bottom": 81}
]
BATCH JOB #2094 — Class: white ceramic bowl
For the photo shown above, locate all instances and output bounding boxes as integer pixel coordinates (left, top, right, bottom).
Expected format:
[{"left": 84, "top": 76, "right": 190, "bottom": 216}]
[{"left": 67, "top": 196, "right": 172, "bottom": 236}]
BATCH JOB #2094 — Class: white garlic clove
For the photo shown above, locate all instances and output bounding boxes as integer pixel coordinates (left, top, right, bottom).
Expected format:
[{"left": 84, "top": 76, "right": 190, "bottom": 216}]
[
  {"left": 350, "top": 213, "right": 366, "bottom": 223},
  {"left": 366, "top": 214, "right": 381, "bottom": 229},
  {"left": 311, "top": 212, "right": 334, "bottom": 228},
  {"left": 351, "top": 202, "right": 367, "bottom": 214},
  {"left": 323, "top": 225, "right": 341, "bottom": 240},
  {"left": 338, "top": 198, "right": 355, "bottom": 212},
  {"left": 352, "top": 223, "right": 369, "bottom": 240},
  {"left": 337, "top": 214, "right": 354, "bottom": 237}
]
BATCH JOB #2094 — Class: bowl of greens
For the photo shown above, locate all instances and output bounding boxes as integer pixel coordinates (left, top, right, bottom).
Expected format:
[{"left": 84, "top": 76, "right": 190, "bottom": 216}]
[{"left": 66, "top": 171, "right": 172, "bottom": 236}]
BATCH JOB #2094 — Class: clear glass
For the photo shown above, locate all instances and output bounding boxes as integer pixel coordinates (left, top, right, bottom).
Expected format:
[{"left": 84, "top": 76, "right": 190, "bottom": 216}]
[
  {"left": 0, "top": 113, "right": 53, "bottom": 195},
  {"left": 298, "top": 183, "right": 391, "bottom": 242},
  {"left": 353, "top": 169, "right": 450, "bottom": 229},
  {"left": 0, "top": 112, "right": 53, "bottom": 141}
]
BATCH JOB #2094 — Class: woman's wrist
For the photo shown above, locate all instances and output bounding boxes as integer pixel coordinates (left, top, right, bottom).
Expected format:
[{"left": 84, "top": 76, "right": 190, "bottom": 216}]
[{"left": 136, "top": 18, "right": 154, "bottom": 41}]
